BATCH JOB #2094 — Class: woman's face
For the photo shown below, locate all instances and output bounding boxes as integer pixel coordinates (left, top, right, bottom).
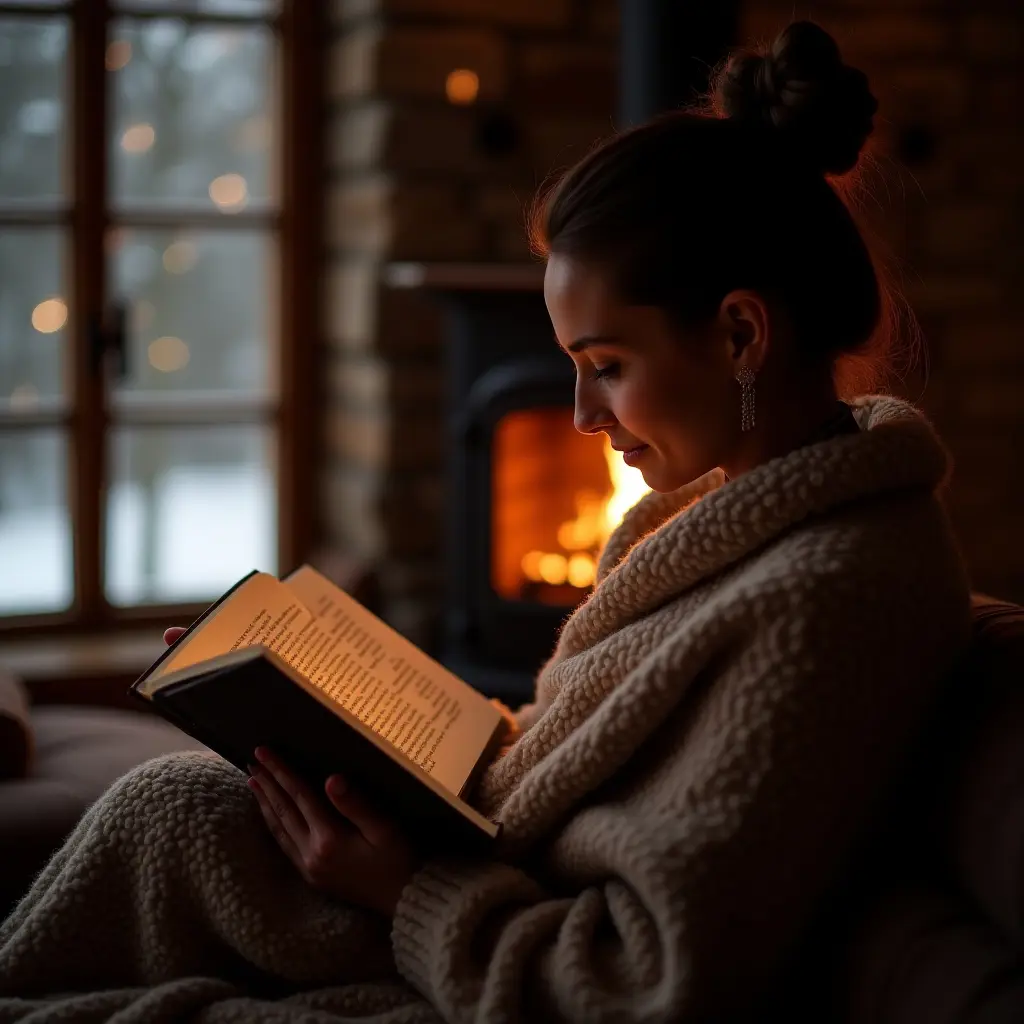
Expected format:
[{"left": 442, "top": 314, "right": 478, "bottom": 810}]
[{"left": 544, "top": 254, "right": 741, "bottom": 493}]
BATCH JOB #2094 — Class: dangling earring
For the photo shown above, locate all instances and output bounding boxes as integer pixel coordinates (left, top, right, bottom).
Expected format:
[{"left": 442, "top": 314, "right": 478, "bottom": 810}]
[{"left": 736, "top": 366, "right": 756, "bottom": 432}]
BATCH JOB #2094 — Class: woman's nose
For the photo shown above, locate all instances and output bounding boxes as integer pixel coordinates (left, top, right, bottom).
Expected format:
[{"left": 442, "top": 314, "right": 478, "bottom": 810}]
[{"left": 574, "top": 378, "right": 615, "bottom": 435}]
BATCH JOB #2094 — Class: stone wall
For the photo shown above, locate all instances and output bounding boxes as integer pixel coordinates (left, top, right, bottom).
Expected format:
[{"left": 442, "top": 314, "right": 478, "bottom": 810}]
[{"left": 320, "top": 0, "right": 618, "bottom": 644}]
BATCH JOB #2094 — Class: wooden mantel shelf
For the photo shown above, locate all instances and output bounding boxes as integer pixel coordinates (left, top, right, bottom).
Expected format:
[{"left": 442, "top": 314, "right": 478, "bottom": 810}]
[
  {"left": 0, "top": 630, "right": 166, "bottom": 706},
  {"left": 384, "top": 262, "right": 545, "bottom": 292}
]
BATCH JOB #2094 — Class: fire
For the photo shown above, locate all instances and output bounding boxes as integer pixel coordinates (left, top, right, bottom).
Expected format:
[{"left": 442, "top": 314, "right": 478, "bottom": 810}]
[{"left": 521, "top": 437, "right": 650, "bottom": 590}]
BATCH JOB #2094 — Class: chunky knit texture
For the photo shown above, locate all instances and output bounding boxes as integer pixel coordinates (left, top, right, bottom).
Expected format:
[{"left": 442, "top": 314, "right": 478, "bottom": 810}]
[{"left": 0, "top": 396, "right": 969, "bottom": 1023}]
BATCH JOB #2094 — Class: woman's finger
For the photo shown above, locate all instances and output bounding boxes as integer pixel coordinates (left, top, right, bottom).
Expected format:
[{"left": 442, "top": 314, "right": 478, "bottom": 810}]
[
  {"left": 249, "top": 762, "right": 308, "bottom": 846},
  {"left": 249, "top": 777, "right": 303, "bottom": 865},
  {"left": 255, "top": 748, "right": 333, "bottom": 833},
  {"left": 163, "top": 626, "right": 187, "bottom": 646},
  {"left": 325, "top": 775, "right": 395, "bottom": 847}
]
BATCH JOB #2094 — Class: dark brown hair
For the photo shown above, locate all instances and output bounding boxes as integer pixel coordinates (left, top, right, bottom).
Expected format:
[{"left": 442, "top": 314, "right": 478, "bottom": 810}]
[{"left": 531, "top": 22, "right": 906, "bottom": 394}]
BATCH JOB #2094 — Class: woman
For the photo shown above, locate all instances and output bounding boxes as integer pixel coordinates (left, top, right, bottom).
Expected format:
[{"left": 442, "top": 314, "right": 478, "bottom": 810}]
[{"left": 1, "top": 22, "right": 969, "bottom": 1024}]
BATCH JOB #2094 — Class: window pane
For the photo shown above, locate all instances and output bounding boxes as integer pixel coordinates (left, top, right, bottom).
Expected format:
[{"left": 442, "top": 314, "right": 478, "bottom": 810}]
[
  {"left": 110, "top": 19, "right": 274, "bottom": 207},
  {"left": 0, "top": 228, "right": 65, "bottom": 402},
  {"left": 105, "top": 425, "right": 276, "bottom": 606},
  {"left": 0, "top": 17, "right": 67, "bottom": 200},
  {"left": 110, "top": 228, "right": 272, "bottom": 395},
  {"left": 0, "top": 431, "right": 71, "bottom": 614}
]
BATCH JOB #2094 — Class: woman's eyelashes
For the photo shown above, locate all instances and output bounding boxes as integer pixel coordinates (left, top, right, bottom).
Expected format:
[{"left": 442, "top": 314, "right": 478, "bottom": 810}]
[{"left": 591, "top": 361, "right": 620, "bottom": 381}]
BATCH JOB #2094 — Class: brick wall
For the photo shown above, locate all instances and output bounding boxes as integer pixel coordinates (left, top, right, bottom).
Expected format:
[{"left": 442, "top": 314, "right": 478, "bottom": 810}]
[
  {"left": 744, "top": 1, "right": 1024, "bottom": 600},
  {"left": 320, "top": 0, "right": 618, "bottom": 643}
]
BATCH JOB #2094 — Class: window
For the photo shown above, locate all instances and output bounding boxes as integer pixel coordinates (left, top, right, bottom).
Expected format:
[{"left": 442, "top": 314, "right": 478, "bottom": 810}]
[{"left": 0, "top": 0, "right": 319, "bottom": 633}]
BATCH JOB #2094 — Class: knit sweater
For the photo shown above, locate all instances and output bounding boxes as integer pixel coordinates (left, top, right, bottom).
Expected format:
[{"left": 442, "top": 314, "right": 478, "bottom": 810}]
[{"left": 0, "top": 395, "right": 970, "bottom": 1024}]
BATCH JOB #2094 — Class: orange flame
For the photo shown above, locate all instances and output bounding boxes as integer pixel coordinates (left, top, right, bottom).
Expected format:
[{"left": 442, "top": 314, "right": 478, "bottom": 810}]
[{"left": 521, "top": 436, "right": 649, "bottom": 589}]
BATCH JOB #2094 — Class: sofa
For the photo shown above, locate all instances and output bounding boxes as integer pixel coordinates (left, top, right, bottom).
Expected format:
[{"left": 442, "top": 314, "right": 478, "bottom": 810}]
[{"left": 0, "top": 682, "right": 207, "bottom": 914}]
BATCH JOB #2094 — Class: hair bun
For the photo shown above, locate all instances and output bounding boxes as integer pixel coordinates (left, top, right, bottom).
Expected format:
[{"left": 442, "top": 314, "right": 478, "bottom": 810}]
[{"left": 715, "top": 21, "right": 878, "bottom": 176}]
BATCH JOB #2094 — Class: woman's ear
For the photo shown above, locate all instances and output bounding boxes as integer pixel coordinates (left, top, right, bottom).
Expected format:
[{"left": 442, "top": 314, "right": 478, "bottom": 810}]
[{"left": 717, "top": 290, "right": 771, "bottom": 374}]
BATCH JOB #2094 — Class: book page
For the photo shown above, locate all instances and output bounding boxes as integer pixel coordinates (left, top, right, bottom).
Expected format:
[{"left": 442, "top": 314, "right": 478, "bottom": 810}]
[
  {"left": 154, "top": 573, "right": 316, "bottom": 679},
  {"left": 283, "top": 565, "right": 500, "bottom": 795}
]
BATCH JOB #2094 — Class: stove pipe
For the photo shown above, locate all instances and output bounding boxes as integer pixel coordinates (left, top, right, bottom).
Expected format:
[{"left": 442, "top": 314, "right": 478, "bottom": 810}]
[{"left": 618, "top": 0, "right": 741, "bottom": 128}]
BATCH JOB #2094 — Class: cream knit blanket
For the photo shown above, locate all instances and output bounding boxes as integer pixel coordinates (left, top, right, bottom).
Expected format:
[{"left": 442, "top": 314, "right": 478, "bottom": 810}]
[{"left": 0, "top": 396, "right": 970, "bottom": 1023}]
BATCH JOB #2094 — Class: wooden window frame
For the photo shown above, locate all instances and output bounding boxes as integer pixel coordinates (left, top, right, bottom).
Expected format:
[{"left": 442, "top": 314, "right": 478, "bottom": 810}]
[{"left": 0, "top": 0, "right": 321, "bottom": 638}]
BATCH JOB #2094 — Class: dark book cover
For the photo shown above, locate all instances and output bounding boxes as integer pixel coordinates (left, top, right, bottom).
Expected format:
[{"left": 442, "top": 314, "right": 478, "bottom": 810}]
[{"left": 134, "top": 650, "right": 501, "bottom": 855}]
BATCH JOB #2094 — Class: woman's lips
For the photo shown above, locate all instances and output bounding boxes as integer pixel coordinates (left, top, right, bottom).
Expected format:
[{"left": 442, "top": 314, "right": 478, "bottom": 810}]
[{"left": 620, "top": 444, "right": 649, "bottom": 467}]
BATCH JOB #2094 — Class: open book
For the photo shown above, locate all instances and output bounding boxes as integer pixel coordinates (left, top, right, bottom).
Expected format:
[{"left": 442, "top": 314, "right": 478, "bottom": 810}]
[{"left": 131, "top": 565, "right": 504, "bottom": 851}]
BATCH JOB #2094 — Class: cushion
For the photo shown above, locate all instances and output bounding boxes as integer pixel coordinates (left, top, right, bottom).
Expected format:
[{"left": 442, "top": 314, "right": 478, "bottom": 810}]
[
  {"left": 28, "top": 705, "right": 209, "bottom": 804},
  {"left": 0, "top": 671, "right": 32, "bottom": 780},
  {"left": 0, "top": 706, "right": 208, "bottom": 912},
  {"left": 941, "top": 596, "right": 1024, "bottom": 943},
  {"left": 0, "top": 777, "right": 95, "bottom": 911}
]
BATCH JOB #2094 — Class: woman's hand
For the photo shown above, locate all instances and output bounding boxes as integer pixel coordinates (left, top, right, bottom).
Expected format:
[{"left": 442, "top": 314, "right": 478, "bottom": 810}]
[
  {"left": 247, "top": 747, "right": 419, "bottom": 917},
  {"left": 162, "top": 629, "right": 420, "bottom": 914}
]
